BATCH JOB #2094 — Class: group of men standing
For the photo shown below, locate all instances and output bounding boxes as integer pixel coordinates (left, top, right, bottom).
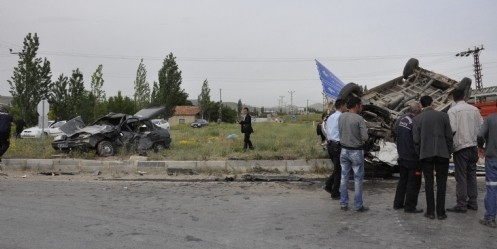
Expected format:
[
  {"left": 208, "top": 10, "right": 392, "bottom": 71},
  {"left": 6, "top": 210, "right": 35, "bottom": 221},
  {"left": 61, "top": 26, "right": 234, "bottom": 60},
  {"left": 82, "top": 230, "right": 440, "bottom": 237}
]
[{"left": 322, "top": 89, "right": 497, "bottom": 228}]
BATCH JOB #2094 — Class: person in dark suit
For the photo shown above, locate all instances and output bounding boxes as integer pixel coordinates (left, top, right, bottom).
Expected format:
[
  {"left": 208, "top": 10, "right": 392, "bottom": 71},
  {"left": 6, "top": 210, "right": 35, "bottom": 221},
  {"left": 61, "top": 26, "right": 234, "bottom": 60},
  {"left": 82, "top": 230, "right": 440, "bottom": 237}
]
[
  {"left": 239, "top": 107, "right": 254, "bottom": 151},
  {"left": 413, "top": 96, "right": 453, "bottom": 220},
  {"left": 15, "top": 118, "right": 26, "bottom": 139},
  {"left": 0, "top": 104, "right": 13, "bottom": 165}
]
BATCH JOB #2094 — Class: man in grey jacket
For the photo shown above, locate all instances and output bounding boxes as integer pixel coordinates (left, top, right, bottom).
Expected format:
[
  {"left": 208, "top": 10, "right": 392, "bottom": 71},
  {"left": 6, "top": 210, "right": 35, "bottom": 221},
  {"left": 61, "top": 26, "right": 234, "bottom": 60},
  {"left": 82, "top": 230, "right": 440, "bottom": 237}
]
[
  {"left": 413, "top": 96, "right": 453, "bottom": 220},
  {"left": 447, "top": 88, "right": 483, "bottom": 213},
  {"left": 477, "top": 113, "right": 497, "bottom": 228},
  {"left": 338, "top": 96, "right": 369, "bottom": 212}
]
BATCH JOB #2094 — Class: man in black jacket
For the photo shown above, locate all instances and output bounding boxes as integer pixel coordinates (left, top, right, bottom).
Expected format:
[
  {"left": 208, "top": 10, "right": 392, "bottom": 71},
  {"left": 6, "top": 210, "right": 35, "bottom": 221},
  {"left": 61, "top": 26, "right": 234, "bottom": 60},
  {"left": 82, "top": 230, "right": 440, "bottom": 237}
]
[
  {"left": 239, "top": 107, "right": 254, "bottom": 151},
  {"left": 413, "top": 96, "right": 453, "bottom": 220},
  {"left": 0, "top": 104, "right": 13, "bottom": 165},
  {"left": 393, "top": 102, "right": 423, "bottom": 213}
]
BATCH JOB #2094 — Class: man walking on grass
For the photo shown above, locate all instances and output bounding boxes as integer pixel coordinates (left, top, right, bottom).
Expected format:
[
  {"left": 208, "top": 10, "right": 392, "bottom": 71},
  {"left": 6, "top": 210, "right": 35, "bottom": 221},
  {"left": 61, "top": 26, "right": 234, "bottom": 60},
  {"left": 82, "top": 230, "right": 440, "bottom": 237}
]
[{"left": 338, "top": 97, "right": 369, "bottom": 212}]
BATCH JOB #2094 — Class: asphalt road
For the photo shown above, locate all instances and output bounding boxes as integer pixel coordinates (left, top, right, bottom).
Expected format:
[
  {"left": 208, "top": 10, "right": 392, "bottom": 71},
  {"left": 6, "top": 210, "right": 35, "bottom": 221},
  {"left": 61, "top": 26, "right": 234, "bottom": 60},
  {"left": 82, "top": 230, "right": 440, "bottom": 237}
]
[{"left": 0, "top": 175, "right": 495, "bottom": 249}]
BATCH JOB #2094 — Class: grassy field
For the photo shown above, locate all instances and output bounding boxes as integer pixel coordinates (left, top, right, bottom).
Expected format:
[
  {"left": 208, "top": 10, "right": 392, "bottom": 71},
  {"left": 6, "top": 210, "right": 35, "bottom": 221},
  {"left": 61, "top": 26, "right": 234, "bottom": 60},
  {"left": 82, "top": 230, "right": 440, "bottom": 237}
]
[{"left": 5, "top": 114, "right": 329, "bottom": 161}]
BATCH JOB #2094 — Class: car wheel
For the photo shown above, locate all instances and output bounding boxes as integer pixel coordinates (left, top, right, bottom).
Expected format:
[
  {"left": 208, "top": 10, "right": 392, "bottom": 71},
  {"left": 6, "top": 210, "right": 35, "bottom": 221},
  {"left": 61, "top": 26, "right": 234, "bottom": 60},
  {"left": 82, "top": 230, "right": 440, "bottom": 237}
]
[
  {"left": 402, "top": 58, "right": 419, "bottom": 79},
  {"left": 337, "top": 82, "right": 363, "bottom": 102},
  {"left": 153, "top": 142, "right": 167, "bottom": 152},
  {"left": 97, "top": 140, "right": 115, "bottom": 157}
]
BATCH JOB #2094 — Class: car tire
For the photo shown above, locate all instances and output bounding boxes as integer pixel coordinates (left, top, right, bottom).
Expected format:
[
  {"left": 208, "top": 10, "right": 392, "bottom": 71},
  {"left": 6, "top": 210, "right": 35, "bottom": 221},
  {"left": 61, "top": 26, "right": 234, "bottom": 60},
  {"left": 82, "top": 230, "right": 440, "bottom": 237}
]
[
  {"left": 153, "top": 142, "right": 167, "bottom": 152},
  {"left": 403, "top": 58, "right": 419, "bottom": 79},
  {"left": 457, "top": 77, "right": 472, "bottom": 100},
  {"left": 97, "top": 140, "right": 115, "bottom": 157},
  {"left": 337, "top": 82, "right": 363, "bottom": 102}
]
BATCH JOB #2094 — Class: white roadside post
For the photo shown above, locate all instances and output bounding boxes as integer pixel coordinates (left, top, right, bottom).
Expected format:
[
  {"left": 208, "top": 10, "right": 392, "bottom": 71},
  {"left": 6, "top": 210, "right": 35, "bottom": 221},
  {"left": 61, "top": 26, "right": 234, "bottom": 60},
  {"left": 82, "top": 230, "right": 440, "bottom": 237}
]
[{"left": 37, "top": 99, "right": 49, "bottom": 137}]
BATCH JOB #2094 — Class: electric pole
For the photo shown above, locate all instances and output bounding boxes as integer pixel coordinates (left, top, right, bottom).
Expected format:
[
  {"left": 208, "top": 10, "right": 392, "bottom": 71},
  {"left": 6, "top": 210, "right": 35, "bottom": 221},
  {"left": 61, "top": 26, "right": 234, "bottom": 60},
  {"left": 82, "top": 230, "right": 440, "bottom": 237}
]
[
  {"left": 288, "top": 91, "right": 295, "bottom": 115},
  {"left": 218, "top": 88, "right": 222, "bottom": 123},
  {"left": 456, "top": 45, "right": 484, "bottom": 89},
  {"left": 278, "top": 96, "right": 284, "bottom": 114}
]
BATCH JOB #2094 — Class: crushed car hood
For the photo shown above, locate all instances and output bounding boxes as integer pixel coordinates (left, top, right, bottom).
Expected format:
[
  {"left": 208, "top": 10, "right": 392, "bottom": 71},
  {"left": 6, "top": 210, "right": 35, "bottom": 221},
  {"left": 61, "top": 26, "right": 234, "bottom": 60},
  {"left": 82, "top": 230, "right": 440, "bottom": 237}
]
[{"left": 60, "top": 116, "right": 116, "bottom": 137}]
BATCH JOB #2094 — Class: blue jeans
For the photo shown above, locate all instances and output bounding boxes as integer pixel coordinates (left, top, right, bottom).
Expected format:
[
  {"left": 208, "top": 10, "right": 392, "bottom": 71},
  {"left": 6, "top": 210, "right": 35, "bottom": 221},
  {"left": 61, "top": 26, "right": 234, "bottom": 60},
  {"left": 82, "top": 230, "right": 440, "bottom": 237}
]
[
  {"left": 484, "top": 159, "right": 497, "bottom": 220},
  {"left": 339, "top": 148, "right": 365, "bottom": 210}
]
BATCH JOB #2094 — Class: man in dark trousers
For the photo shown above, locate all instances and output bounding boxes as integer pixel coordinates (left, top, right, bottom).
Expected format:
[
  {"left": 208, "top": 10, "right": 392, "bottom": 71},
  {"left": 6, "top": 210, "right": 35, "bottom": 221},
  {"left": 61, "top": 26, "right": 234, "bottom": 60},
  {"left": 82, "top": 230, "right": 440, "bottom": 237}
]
[
  {"left": 239, "top": 107, "right": 254, "bottom": 151},
  {"left": 393, "top": 102, "right": 423, "bottom": 213},
  {"left": 323, "top": 99, "right": 346, "bottom": 199},
  {"left": 477, "top": 113, "right": 497, "bottom": 228},
  {"left": 446, "top": 88, "right": 482, "bottom": 213},
  {"left": 0, "top": 104, "right": 13, "bottom": 165},
  {"left": 413, "top": 96, "right": 453, "bottom": 220},
  {"left": 15, "top": 118, "right": 26, "bottom": 139},
  {"left": 338, "top": 97, "right": 369, "bottom": 212}
]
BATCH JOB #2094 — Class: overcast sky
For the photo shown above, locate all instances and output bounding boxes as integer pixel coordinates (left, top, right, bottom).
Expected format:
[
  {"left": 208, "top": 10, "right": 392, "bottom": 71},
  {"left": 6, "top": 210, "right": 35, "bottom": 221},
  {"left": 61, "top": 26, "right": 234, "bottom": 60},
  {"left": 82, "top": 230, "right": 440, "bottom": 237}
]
[{"left": 1, "top": 0, "right": 496, "bottom": 108}]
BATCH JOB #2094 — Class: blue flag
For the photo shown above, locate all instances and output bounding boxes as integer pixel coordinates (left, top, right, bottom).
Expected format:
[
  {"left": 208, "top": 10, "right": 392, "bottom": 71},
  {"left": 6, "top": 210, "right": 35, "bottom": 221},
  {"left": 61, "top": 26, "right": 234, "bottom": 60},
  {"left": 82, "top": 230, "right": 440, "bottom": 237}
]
[{"left": 315, "top": 60, "right": 345, "bottom": 99}]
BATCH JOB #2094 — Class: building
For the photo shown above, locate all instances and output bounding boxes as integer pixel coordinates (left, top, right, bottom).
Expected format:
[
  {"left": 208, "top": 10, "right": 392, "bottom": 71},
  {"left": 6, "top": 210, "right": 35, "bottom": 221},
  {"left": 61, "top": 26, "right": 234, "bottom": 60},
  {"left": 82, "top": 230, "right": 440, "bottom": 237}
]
[{"left": 168, "top": 106, "right": 200, "bottom": 126}]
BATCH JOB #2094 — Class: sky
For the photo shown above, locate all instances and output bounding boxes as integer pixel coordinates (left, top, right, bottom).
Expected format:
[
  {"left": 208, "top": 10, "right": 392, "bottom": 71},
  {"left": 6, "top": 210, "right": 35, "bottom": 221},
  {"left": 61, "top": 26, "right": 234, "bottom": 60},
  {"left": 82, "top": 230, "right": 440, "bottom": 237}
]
[{"left": 1, "top": 0, "right": 496, "bottom": 109}]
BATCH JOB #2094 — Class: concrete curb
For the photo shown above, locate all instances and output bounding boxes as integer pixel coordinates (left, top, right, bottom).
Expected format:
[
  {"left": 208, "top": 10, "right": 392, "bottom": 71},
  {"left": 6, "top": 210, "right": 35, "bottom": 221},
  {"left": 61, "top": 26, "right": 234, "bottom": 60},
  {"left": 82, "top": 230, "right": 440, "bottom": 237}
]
[{"left": 2, "top": 158, "right": 332, "bottom": 174}]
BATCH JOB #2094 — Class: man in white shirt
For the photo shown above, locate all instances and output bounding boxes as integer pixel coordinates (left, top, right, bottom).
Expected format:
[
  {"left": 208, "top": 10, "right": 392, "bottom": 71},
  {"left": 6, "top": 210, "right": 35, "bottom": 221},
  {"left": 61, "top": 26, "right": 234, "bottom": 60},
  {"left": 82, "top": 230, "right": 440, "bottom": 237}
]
[{"left": 323, "top": 99, "right": 347, "bottom": 199}]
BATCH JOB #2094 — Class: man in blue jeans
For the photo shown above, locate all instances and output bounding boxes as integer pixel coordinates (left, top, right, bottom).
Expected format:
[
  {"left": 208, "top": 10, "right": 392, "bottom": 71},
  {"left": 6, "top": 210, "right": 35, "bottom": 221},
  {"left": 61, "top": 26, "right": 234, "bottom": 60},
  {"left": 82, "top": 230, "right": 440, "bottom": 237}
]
[
  {"left": 338, "top": 97, "right": 369, "bottom": 212},
  {"left": 477, "top": 113, "right": 497, "bottom": 228}
]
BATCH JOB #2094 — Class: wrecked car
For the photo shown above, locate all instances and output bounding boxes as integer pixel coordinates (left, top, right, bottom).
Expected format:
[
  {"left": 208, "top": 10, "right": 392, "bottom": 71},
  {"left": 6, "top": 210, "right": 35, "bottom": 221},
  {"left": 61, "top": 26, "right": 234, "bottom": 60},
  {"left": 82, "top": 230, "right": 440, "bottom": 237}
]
[
  {"left": 52, "top": 107, "right": 171, "bottom": 156},
  {"left": 336, "top": 58, "right": 472, "bottom": 177}
]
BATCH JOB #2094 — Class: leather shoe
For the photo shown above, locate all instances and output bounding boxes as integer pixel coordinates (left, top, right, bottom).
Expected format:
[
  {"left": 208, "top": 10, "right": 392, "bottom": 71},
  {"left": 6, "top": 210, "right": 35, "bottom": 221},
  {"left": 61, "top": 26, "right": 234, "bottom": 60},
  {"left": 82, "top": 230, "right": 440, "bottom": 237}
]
[
  {"left": 467, "top": 205, "right": 478, "bottom": 211},
  {"left": 355, "top": 206, "right": 369, "bottom": 212},
  {"left": 405, "top": 208, "right": 423, "bottom": 213},
  {"left": 393, "top": 205, "right": 404, "bottom": 210},
  {"left": 340, "top": 206, "right": 348, "bottom": 211},
  {"left": 424, "top": 213, "right": 435, "bottom": 219},
  {"left": 438, "top": 214, "right": 448, "bottom": 220},
  {"left": 446, "top": 206, "right": 467, "bottom": 213}
]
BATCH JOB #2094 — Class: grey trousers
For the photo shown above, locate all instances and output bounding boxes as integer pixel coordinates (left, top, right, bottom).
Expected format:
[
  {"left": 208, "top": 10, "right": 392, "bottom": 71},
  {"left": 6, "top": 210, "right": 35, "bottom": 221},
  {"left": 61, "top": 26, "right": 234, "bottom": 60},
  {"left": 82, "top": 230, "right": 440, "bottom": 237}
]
[{"left": 453, "top": 146, "right": 479, "bottom": 208}]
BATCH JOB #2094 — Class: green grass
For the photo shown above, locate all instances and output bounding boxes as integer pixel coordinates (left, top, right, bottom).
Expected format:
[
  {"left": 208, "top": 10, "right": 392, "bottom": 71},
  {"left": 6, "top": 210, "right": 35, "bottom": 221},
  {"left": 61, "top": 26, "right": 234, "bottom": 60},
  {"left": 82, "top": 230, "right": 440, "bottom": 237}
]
[{"left": 5, "top": 119, "right": 329, "bottom": 161}]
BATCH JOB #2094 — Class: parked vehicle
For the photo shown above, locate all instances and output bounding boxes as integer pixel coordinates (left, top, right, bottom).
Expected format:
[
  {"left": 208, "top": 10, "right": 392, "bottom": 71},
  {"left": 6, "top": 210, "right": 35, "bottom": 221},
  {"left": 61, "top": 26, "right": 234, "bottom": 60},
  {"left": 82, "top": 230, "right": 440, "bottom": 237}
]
[
  {"left": 191, "top": 119, "right": 209, "bottom": 128},
  {"left": 52, "top": 107, "right": 171, "bottom": 156},
  {"left": 20, "top": 120, "right": 65, "bottom": 138},
  {"left": 151, "top": 119, "right": 170, "bottom": 130}
]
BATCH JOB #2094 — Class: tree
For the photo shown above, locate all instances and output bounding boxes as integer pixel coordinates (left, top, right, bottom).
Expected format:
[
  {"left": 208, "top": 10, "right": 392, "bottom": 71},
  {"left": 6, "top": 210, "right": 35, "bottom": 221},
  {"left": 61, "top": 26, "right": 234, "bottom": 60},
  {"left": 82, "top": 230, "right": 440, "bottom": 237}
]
[
  {"left": 90, "top": 64, "right": 106, "bottom": 120},
  {"left": 364, "top": 85, "right": 368, "bottom": 92},
  {"left": 237, "top": 99, "right": 242, "bottom": 114},
  {"left": 8, "top": 33, "right": 52, "bottom": 125},
  {"left": 68, "top": 68, "right": 93, "bottom": 122},
  {"left": 151, "top": 53, "right": 189, "bottom": 119},
  {"left": 107, "top": 91, "right": 135, "bottom": 114},
  {"left": 49, "top": 74, "right": 71, "bottom": 120},
  {"left": 198, "top": 79, "right": 211, "bottom": 119},
  {"left": 207, "top": 102, "right": 237, "bottom": 123},
  {"left": 134, "top": 59, "right": 150, "bottom": 112}
]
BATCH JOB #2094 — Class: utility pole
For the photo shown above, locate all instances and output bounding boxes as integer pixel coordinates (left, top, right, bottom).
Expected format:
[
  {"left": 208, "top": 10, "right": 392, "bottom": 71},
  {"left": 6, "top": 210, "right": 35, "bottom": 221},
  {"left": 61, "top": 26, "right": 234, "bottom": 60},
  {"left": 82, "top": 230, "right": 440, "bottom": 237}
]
[
  {"left": 278, "top": 96, "right": 284, "bottom": 114},
  {"left": 218, "top": 88, "right": 222, "bottom": 123},
  {"left": 288, "top": 91, "right": 295, "bottom": 115},
  {"left": 306, "top": 99, "right": 309, "bottom": 118},
  {"left": 456, "top": 45, "right": 484, "bottom": 89}
]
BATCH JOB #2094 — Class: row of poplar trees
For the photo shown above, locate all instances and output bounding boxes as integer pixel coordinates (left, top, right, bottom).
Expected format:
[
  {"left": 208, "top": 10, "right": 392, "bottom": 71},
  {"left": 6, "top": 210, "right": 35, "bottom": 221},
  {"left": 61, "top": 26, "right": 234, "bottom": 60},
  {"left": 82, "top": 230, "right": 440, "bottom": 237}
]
[{"left": 7, "top": 33, "right": 192, "bottom": 126}]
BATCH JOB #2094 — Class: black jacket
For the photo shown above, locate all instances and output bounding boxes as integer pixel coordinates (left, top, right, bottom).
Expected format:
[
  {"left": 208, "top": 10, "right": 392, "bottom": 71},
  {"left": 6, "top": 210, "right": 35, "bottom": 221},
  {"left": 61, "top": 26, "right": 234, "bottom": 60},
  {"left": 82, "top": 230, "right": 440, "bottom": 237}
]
[{"left": 239, "top": 114, "right": 253, "bottom": 134}]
